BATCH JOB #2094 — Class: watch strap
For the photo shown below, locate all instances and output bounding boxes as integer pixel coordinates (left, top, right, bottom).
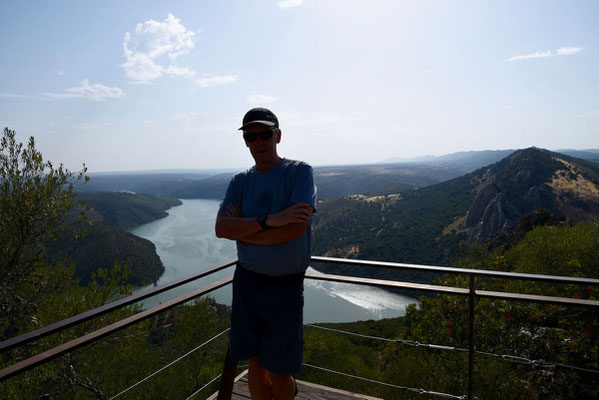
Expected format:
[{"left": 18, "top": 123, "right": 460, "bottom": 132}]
[{"left": 257, "top": 214, "right": 270, "bottom": 230}]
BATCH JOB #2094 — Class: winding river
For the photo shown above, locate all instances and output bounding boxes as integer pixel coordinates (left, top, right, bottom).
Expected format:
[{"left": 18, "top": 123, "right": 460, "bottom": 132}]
[{"left": 130, "top": 199, "right": 418, "bottom": 323}]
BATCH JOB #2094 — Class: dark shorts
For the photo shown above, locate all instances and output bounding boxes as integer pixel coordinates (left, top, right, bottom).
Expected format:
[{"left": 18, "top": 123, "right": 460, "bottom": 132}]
[{"left": 230, "top": 265, "right": 305, "bottom": 375}]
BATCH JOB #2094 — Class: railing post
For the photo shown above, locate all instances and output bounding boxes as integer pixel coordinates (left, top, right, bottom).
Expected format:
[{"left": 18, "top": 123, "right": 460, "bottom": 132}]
[
  {"left": 467, "top": 275, "right": 476, "bottom": 400},
  {"left": 217, "top": 345, "right": 238, "bottom": 400}
]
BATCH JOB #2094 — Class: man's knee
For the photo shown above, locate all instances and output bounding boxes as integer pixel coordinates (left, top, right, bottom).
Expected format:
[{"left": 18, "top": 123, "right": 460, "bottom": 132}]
[
  {"left": 269, "top": 371, "right": 293, "bottom": 386},
  {"left": 249, "top": 358, "right": 269, "bottom": 379}
]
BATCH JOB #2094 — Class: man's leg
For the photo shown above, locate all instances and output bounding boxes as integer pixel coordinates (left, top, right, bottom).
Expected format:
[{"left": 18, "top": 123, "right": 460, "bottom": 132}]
[
  {"left": 248, "top": 357, "right": 271, "bottom": 400},
  {"left": 269, "top": 372, "right": 296, "bottom": 400}
]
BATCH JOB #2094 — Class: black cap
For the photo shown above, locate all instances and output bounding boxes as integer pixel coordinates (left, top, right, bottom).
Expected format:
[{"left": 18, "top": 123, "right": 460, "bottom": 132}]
[{"left": 238, "top": 108, "right": 279, "bottom": 131}]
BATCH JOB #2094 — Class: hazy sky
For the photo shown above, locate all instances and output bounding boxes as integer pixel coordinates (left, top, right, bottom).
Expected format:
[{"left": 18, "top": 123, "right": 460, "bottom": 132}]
[{"left": 1, "top": 0, "right": 597, "bottom": 173}]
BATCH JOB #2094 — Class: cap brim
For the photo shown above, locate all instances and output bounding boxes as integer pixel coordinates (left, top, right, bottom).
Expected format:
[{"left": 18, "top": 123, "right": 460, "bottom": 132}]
[{"left": 238, "top": 120, "right": 276, "bottom": 130}]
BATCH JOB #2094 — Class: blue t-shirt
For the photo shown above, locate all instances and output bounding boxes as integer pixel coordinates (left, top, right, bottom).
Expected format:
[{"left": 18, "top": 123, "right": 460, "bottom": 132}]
[{"left": 220, "top": 158, "right": 317, "bottom": 276}]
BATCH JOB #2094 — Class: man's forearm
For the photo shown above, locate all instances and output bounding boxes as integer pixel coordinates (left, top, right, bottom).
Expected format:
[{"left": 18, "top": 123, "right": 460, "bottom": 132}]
[
  {"left": 215, "top": 214, "right": 263, "bottom": 240},
  {"left": 239, "top": 223, "right": 307, "bottom": 245},
  {"left": 216, "top": 203, "right": 312, "bottom": 242}
]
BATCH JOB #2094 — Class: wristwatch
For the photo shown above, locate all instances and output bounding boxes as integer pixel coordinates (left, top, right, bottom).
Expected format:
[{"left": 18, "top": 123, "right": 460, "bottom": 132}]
[{"left": 257, "top": 214, "right": 270, "bottom": 230}]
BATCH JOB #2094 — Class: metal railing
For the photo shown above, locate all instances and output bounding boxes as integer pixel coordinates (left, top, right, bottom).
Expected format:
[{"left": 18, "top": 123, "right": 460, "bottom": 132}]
[{"left": 1, "top": 256, "right": 599, "bottom": 399}]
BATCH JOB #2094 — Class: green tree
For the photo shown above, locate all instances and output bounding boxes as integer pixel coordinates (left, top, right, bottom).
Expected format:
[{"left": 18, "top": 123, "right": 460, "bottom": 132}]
[
  {"left": 382, "top": 222, "right": 599, "bottom": 399},
  {"left": 0, "top": 127, "right": 88, "bottom": 338}
]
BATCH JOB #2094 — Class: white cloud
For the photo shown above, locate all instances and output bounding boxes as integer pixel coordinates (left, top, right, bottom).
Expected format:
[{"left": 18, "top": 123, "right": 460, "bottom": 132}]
[
  {"left": 0, "top": 93, "right": 47, "bottom": 101},
  {"left": 123, "top": 14, "right": 196, "bottom": 82},
  {"left": 278, "top": 0, "right": 304, "bottom": 8},
  {"left": 57, "top": 70, "right": 64, "bottom": 76},
  {"left": 505, "top": 50, "right": 552, "bottom": 62},
  {"left": 43, "top": 79, "right": 124, "bottom": 101},
  {"left": 247, "top": 94, "right": 276, "bottom": 104},
  {"left": 195, "top": 75, "right": 238, "bottom": 87},
  {"left": 556, "top": 46, "right": 583, "bottom": 56},
  {"left": 164, "top": 65, "right": 195, "bottom": 78},
  {"left": 505, "top": 46, "right": 583, "bottom": 62}
]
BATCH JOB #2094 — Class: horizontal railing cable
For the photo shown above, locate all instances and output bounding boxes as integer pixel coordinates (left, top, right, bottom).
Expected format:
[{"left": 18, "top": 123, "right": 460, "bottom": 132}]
[
  {"left": 304, "top": 324, "right": 599, "bottom": 375},
  {"left": 303, "top": 363, "right": 470, "bottom": 400},
  {"left": 185, "top": 373, "right": 222, "bottom": 400},
  {"left": 474, "top": 350, "right": 599, "bottom": 375},
  {"left": 305, "top": 323, "right": 468, "bottom": 353},
  {"left": 185, "top": 364, "right": 249, "bottom": 400},
  {"left": 110, "top": 328, "right": 230, "bottom": 399}
]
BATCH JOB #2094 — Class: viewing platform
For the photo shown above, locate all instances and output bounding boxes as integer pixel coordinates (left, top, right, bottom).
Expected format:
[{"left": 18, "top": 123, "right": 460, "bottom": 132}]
[{"left": 208, "top": 369, "right": 382, "bottom": 400}]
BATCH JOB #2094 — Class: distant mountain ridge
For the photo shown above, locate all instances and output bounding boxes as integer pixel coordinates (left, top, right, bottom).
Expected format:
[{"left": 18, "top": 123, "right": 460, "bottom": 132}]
[
  {"left": 80, "top": 148, "right": 598, "bottom": 201},
  {"left": 382, "top": 148, "right": 599, "bottom": 166},
  {"left": 381, "top": 149, "right": 516, "bottom": 171},
  {"left": 80, "top": 151, "right": 529, "bottom": 200}
]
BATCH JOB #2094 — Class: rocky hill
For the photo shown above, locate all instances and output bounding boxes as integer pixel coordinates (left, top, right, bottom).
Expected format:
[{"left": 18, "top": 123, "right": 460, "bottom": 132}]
[
  {"left": 312, "top": 148, "right": 599, "bottom": 280},
  {"left": 465, "top": 148, "right": 599, "bottom": 243}
]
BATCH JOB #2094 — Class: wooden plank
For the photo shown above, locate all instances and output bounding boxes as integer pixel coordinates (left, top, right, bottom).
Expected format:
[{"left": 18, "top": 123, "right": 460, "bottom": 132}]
[
  {"left": 206, "top": 370, "right": 250, "bottom": 400},
  {"left": 295, "top": 379, "right": 383, "bottom": 400},
  {"left": 210, "top": 370, "right": 382, "bottom": 400}
]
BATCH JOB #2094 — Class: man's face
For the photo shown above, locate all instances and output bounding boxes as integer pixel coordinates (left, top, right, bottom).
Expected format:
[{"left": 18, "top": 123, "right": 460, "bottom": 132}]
[{"left": 243, "top": 123, "right": 281, "bottom": 165}]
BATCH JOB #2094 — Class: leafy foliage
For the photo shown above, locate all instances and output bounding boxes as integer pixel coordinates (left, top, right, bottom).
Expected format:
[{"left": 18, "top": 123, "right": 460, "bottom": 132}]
[
  {"left": 0, "top": 127, "right": 88, "bottom": 337},
  {"left": 79, "top": 191, "right": 181, "bottom": 230},
  {"left": 303, "top": 222, "right": 599, "bottom": 399},
  {"left": 47, "top": 220, "right": 165, "bottom": 286},
  {"left": 1, "top": 268, "right": 229, "bottom": 399}
]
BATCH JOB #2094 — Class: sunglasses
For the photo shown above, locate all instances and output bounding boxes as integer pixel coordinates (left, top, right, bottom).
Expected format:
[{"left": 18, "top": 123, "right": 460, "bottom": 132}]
[{"left": 242, "top": 129, "right": 278, "bottom": 142}]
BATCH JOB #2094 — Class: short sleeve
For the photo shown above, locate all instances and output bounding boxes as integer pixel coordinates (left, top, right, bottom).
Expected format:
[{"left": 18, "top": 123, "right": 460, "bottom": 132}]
[
  {"left": 219, "top": 174, "right": 242, "bottom": 212},
  {"left": 289, "top": 164, "right": 317, "bottom": 211}
]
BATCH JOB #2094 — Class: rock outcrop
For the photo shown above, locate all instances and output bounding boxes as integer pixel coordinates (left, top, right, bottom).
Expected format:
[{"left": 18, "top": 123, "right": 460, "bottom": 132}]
[{"left": 465, "top": 148, "right": 599, "bottom": 243}]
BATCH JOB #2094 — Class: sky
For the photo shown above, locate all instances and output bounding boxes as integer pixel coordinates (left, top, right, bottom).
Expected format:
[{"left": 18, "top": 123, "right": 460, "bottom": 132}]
[{"left": 1, "top": 0, "right": 598, "bottom": 173}]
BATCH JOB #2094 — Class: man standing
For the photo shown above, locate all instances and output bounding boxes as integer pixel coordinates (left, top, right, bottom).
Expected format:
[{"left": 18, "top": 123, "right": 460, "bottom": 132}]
[{"left": 215, "top": 108, "right": 317, "bottom": 400}]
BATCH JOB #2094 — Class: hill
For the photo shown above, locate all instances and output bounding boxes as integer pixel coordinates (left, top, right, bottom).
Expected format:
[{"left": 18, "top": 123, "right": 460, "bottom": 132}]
[
  {"left": 47, "top": 220, "right": 165, "bottom": 285},
  {"left": 313, "top": 163, "right": 465, "bottom": 199},
  {"left": 465, "top": 148, "right": 599, "bottom": 243},
  {"left": 78, "top": 191, "right": 182, "bottom": 229},
  {"left": 312, "top": 148, "right": 599, "bottom": 281},
  {"left": 47, "top": 192, "right": 181, "bottom": 285}
]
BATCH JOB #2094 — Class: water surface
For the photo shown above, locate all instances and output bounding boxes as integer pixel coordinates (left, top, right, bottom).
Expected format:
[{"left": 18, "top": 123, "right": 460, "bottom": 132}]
[{"left": 130, "top": 199, "right": 418, "bottom": 323}]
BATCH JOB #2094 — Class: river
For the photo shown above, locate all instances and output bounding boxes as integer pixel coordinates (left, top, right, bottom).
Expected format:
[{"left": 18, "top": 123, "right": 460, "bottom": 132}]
[{"left": 130, "top": 199, "right": 418, "bottom": 323}]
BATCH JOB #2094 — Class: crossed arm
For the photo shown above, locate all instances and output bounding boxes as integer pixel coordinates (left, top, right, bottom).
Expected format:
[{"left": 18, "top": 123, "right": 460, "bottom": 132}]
[{"left": 215, "top": 203, "right": 314, "bottom": 245}]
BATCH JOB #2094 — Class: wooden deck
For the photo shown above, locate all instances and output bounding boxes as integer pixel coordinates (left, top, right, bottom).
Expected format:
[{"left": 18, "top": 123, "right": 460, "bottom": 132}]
[{"left": 208, "top": 370, "right": 382, "bottom": 400}]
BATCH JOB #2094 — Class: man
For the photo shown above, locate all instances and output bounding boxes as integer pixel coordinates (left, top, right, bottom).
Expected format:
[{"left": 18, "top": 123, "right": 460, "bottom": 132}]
[{"left": 215, "top": 108, "right": 317, "bottom": 400}]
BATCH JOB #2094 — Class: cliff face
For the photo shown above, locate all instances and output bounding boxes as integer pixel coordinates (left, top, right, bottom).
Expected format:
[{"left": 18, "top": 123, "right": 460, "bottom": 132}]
[{"left": 465, "top": 148, "right": 599, "bottom": 243}]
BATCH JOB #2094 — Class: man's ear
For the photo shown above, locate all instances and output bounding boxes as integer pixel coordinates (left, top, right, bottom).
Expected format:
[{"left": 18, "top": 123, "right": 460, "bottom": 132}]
[{"left": 276, "top": 129, "right": 282, "bottom": 144}]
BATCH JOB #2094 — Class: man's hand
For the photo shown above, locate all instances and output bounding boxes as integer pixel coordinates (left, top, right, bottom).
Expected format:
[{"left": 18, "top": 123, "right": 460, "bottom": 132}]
[
  {"left": 266, "top": 203, "right": 313, "bottom": 228},
  {"left": 224, "top": 203, "right": 242, "bottom": 218}
]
